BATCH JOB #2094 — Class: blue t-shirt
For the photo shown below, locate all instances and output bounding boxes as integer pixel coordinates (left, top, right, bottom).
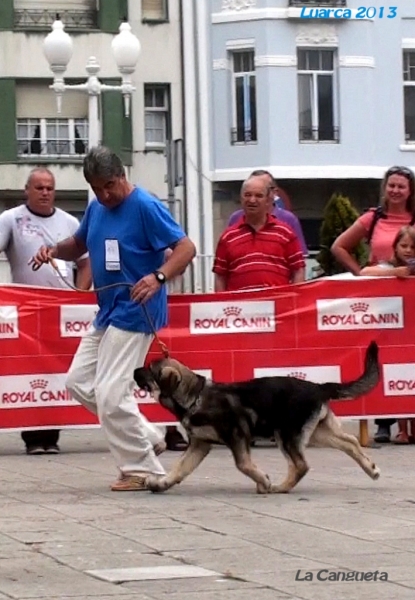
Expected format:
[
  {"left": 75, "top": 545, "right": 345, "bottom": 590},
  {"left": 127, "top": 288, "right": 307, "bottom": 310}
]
[{"left": 75, "top": 187, "right": 186, "bottom": 333}]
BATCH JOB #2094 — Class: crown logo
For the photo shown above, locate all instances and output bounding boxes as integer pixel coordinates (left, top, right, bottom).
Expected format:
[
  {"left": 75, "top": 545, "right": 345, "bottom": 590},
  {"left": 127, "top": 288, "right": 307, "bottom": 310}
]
[
  {"left": 30, "top": 379, "right": 48, "bottom": 390},
  {"left": 288, "top": 372, "right": 307, "bottom": 381},
  {"left": 223, "top": 306, "right": 242, "bottom": 317},
  {"left": 351, "top": 302, "right": 369, "bottom": 313}
]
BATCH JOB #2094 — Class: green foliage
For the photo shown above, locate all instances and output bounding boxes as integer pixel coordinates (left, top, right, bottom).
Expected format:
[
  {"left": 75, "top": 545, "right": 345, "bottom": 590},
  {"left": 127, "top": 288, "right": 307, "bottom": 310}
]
[{"left": 316, "top": 193, "right": 369, "bottom": 276}]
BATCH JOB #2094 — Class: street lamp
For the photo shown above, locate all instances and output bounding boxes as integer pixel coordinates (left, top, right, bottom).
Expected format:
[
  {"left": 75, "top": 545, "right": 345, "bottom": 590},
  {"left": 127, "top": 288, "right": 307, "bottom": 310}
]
[{"left": 43, "top": 16, "right": 140, "bottom": 200}]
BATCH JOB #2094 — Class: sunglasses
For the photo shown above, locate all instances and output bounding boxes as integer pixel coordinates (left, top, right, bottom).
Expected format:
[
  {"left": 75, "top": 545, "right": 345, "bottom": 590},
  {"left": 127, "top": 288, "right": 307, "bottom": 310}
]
[{"left": 386, "top": 166, "right": 415, "bottom": 180}]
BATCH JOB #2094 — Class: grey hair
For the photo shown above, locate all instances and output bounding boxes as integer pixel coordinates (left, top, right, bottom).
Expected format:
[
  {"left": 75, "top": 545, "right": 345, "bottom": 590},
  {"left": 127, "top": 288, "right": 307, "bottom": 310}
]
[
  {"left": 26, "top": 167, "right": 55, "bottom": 188},
  {"left": 83, "top": 146, "right": 126, "bottom": 182},
  {"left": 241, "top": 175, "right": 270, "bottom": 196}
]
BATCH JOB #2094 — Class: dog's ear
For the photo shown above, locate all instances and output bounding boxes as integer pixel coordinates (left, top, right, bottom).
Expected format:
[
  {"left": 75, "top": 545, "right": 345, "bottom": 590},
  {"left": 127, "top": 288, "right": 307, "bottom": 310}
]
[
  {"left": 159, "top": 366, "right": 182, "bottom": 393},
  {"left": 194, "top": 374, "right": 206, "bottom": 395}
]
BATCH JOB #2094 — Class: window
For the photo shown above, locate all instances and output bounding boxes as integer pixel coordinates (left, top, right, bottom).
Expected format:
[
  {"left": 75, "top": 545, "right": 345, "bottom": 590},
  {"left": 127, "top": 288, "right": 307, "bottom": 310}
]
[
  {"left": 144, "top": 84, "right": 170, "bottom": 149},
  {"left": 231, "top": 50, "right": 257, "bottom": 144},
  {"left": 14, "top": 0, "right": 97, "bottom": 30},
  {"left": 403, "top": 51, "right": 415, "bottom": 142},
  {"left": 142, "top": 0, "right": 168, "bottom": 22},
  {"left": 17, "top": 118, "right": 88, "bottom": 157},
  {"left": 297, "top": 49, "right": 339, "bottom": 142}
]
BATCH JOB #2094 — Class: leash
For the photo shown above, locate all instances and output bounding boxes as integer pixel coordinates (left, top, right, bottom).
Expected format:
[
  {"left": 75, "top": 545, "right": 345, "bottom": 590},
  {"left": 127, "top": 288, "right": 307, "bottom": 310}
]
[{"left": 30, "top": 257, "right": 170, "bottom": 358}]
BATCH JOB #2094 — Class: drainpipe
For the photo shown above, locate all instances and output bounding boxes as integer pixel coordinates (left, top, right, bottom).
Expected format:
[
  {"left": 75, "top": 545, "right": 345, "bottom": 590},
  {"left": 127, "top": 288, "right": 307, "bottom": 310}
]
[
  {"left": 181, "top": 0, "right": 203, "bottom": 292},
  {"left": 195, "top": 0, "right": 214, "bottom": 292}
]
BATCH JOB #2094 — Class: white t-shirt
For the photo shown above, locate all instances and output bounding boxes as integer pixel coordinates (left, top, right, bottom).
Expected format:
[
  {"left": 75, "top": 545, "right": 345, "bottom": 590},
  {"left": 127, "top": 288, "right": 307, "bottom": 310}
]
[{"left": 0, "top": 205, "right": 80, "bottom": 288}]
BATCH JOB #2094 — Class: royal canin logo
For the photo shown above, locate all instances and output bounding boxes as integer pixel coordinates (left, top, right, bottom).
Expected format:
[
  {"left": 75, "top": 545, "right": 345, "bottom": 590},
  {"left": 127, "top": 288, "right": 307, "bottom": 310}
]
[
  {"left": 190, "top": 301, "right": 276, "bottom": 335},
  {"left": 350, "top": 302, "right": 369, "bottom": 313},
  {"left": 223, "top": 306, "right": 242, "bottom": 317},
  {"left": 0, "top": 306, "right": 19, "bottom": 339},
  {"left": 383, "top": 364, "right": 415, "bottom": 396},
  {"left": 0, "top": 374, "right": 75, "bottom": 408},
  {"left": 288, "top": 372, "right": 307, "bottom": 381},
  {"left": 254, "top": 365, "right": 341, "bottom": 384},
  {"left": 60, "top": 304, "right": 99, "bottom": 338},
  {"left": 30, "top": 379, "right": 48, "bottom": 390},
  {"left": 317, "top": 297, "right": 404, "bottom": 331}
]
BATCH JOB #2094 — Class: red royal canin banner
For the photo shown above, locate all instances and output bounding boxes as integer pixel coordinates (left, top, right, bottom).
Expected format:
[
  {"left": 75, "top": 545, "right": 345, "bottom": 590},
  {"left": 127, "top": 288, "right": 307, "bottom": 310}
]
[{"left": 1, "top": 278, "right": 415, "bottom": 432}]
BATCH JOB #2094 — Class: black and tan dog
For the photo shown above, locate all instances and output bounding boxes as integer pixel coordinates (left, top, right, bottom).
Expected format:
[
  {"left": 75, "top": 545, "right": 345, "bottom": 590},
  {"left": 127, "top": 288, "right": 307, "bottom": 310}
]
[{"left": 134, "top": 342, "right": 381, "bottom": 494}]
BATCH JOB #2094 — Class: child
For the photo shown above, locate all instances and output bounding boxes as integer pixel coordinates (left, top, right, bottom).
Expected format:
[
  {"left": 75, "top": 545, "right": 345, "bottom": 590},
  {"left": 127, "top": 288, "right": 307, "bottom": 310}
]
[
  {"left": 360, "top": 225, "right": 415, "bottom": 279},
  {"left": 361, "top": 225, "right": 415, "bottom": 444}
]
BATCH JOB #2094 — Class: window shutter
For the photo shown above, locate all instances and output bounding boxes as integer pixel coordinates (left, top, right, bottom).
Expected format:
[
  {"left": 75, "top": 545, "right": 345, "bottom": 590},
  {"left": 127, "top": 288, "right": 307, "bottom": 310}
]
[
  {"left": 101, "top": 82, "right": 132, "bottom": 166},
  {"left": 0, "top": 79, "right": 17, "bottom": 163},
  {"left": 98, "top": 0, "right": 128, "bottom": 33},
  {"left": 16, "top": 83, "right": 88, "bottom": 118},
  {"left": 0, "top": 0, "right": 13, "bottom": 30},
  {"left": 142, "top": 0, "right": 166, "bottom": 21}
]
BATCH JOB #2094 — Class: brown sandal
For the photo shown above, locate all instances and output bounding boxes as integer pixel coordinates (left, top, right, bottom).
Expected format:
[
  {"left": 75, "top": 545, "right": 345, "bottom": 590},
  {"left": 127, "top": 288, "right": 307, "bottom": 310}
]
[
  {"left": 393, "top": 432, "right": 410, "bottom": 445},
  {"left": 110, "top": 474, "right": 148, "bottom": 491}
]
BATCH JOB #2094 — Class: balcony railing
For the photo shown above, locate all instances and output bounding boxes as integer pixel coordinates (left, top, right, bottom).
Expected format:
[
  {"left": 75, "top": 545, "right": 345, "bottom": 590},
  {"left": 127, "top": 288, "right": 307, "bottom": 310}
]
[
  {"left": 18, "top": 140, "right": 88, "bottom": 158},
  {"left": 230, "top": 127, "right": 257, "bottom": 144},
  {"left": 299, "top": 126, "right": 340, "bottom": 143},
  {"left": 14, "top": 9, "right": 98, "bottom": 31},
  {"left": 289, "top": 0, "right": 346, "bottom": 6}
]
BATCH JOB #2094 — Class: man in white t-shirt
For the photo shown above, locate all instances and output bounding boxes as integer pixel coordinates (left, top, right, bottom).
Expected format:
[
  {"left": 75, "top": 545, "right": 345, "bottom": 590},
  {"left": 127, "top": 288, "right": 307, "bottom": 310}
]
[{"left": 0, "top": 167, "right": 91, "bottom": 455}]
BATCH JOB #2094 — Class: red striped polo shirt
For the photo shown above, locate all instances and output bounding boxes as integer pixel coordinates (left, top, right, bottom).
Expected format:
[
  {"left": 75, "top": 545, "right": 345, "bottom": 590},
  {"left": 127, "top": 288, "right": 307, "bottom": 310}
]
[{"left": 213, "top": 214, "right": 305, "bottom": 291}]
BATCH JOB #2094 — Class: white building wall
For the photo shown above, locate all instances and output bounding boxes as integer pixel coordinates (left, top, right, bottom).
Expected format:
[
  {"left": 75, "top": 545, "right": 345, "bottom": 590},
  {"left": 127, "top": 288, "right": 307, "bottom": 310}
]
[{"left": 129, "top": 0, "right": 184, "bottom": 203}]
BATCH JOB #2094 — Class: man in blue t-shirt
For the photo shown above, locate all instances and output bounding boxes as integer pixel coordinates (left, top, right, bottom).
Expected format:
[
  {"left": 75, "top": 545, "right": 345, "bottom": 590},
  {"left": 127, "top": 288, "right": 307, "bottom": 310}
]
[{"left": 32, "top": 146, "right": 196, "bottom": 492}]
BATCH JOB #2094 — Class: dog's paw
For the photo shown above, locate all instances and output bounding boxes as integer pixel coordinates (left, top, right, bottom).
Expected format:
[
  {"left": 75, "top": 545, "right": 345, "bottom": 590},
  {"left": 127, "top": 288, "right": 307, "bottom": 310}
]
[
  {"left": 270, "top": 483, "right": 290, "bottom": 494},
  {"left": 145, "top": 475, "right": 167, "bottom": 493},
  {"left": 371, "top": 464, "right": 381, "bottom": 480},
  {"left": 256, "top": 475, "right": 272, "bottom": 494}
]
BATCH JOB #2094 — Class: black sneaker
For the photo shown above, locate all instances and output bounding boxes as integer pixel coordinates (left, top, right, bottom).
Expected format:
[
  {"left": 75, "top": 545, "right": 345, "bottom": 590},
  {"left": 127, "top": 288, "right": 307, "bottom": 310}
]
[
  {"left": 44, "top": 445, "right": 60, "bottom": 454},
  {"left": 26, "top": 445, "right": 45, "bottom": 455},
  {"left": 374, "top": 426, "right": 390, "bottom": 443}
]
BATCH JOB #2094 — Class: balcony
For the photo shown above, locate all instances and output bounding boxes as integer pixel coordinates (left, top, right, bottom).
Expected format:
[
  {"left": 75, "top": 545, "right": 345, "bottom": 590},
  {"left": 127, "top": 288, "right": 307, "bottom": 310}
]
[
  {"left": 289, "top": 0, "right": 346, "bottom": 6},
  {"left": 14, "top": 9, "right": 98, "bottom": 31},
  {"left": 299, "top": 126, "right": 340, "bottom": 143},
  {"left": 230, "top": 127, "right": 257, "bottom": 145}
]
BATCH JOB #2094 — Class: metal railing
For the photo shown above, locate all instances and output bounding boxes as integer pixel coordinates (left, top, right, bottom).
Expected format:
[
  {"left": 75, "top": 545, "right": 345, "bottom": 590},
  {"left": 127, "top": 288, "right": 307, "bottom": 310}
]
[
  {"left": 18, "top": 140, "right": 88, "bottom": 158},
  {"left": 230, "top": 127, "right": 257, "bottom": 144},
  {"left": 289, "top": 0, "right": 346, "bottom": 6},
  {"left": 14, "top": 9, "right": 98, "bottom": 30},
  {"left": 299, "top": 126, "right": 340, "bottom": 143},
  {"left": 0, "top": 252, "right": 320, "bottom": 293},
  {"left": 184, "top": 252, "right": 319, "bottom": 294}
]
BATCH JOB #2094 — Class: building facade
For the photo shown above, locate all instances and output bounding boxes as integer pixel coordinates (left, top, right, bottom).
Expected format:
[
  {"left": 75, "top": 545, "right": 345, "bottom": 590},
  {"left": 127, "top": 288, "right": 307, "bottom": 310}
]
[
  {"left": 0, "top": 0, "right": 185, "bottom": 281},
  {"left": 207, "top": 0, "right": 415, "bottom": 252}
]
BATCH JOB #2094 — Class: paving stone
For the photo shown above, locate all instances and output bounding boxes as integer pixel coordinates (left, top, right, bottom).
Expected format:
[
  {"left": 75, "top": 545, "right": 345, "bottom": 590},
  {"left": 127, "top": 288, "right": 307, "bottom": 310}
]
[
  {"left": 2, "top": 429, "right": 415, "bottom": 600},
  {"left": 87, "top": 565, "right": 220, "bottom": 583}
]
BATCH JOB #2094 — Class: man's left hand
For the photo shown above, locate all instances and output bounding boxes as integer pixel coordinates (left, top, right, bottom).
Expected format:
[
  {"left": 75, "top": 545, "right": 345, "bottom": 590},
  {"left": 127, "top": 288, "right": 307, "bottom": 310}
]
[{"left": 130, "top": 274, "right": 160, "bottom": 304}]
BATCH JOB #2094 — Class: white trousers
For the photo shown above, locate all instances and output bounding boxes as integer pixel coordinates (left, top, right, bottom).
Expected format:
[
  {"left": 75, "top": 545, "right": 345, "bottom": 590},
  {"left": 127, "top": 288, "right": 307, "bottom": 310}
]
[{"left": 66, "top": 325, "right": 165, "bottom": 476}]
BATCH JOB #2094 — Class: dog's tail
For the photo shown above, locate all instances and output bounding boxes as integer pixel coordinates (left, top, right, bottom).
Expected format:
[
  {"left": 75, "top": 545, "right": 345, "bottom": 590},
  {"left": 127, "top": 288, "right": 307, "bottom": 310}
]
[{"left": 320, "top": 341, "right": 380, "bottom": 401}]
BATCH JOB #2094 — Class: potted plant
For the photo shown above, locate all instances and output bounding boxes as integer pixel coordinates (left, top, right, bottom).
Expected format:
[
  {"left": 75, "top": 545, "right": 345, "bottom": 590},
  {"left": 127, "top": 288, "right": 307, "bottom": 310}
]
[{"left": 316, "top": 192, "right": 368, "bottom": 276}]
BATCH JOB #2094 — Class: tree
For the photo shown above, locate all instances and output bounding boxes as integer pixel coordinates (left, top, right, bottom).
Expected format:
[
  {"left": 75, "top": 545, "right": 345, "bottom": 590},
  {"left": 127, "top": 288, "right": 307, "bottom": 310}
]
[{"left": 316, "top": 193, "right": 368, "bottom": 276}]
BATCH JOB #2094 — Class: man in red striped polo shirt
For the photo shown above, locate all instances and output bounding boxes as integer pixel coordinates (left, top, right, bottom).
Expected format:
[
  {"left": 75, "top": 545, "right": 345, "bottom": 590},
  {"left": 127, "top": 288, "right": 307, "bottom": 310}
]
[{"left": 213, "top": 176, "right": 305, "bottom": 291}]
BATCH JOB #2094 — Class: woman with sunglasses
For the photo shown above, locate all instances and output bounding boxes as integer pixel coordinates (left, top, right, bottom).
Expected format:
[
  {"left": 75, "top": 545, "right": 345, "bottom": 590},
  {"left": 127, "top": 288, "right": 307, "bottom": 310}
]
[{"left": 331, "top": 166, "right": 415, "bottom": 443}]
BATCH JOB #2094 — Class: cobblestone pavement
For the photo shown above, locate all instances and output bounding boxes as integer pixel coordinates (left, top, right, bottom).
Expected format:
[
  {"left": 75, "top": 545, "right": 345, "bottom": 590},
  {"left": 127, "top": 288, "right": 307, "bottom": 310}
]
[{"left": 1, "top": 425, "right": 415, "bottom": 600}]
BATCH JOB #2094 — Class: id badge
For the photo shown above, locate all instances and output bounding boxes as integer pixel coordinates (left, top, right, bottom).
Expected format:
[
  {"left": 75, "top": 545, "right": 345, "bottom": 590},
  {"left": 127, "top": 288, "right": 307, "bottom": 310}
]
[{"left": 105, "top": 239, "right": 121, "bottom": 271}]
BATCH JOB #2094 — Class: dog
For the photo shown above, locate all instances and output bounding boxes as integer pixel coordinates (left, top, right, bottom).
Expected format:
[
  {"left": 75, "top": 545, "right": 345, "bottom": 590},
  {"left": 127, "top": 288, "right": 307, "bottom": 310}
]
[{"left": 134, "top": 341, "right": 381, "bottom": 494}]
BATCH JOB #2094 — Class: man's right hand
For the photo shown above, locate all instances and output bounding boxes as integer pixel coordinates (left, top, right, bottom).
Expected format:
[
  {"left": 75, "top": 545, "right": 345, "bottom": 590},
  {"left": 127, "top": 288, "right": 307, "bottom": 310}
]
[{"left": 29, "top": 245, "right": 57, "bottom": 271}]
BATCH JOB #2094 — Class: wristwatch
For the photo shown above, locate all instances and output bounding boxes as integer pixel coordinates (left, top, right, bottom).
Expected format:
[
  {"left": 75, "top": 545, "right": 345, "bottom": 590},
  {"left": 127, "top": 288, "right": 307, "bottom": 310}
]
[{"left": 154, "top": 270, "right": 167, "bottom": 285}]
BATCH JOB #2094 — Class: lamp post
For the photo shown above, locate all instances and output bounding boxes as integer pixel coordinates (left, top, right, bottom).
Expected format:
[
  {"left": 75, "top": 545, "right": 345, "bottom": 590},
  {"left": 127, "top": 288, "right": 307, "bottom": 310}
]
[{"left": 43, "top": 16, "right": 141, "bottom": 201}]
